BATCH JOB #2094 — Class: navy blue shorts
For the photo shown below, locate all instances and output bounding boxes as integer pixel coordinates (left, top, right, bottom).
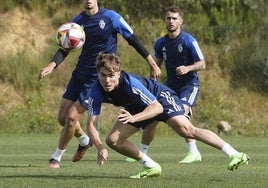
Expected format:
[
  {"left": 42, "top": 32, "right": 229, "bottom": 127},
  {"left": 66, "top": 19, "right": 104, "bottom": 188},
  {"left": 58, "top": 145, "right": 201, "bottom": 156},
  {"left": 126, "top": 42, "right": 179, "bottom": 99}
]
[
  {"left": 126, "top": 90, "right": 185, "bottom": 130},
  {"left": 63, "top": 70, "right": 98, "bottom": 101},
  {"left": 173, "top": 84, "right": 200, "bottom": 108}
]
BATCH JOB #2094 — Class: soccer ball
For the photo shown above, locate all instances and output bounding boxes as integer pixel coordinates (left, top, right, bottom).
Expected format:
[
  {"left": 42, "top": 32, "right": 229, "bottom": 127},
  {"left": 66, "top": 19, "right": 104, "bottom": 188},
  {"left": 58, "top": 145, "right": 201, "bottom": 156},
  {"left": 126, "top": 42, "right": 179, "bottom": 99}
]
[{"left": 56, "top": 22, "right": 85, "bottom": 51}]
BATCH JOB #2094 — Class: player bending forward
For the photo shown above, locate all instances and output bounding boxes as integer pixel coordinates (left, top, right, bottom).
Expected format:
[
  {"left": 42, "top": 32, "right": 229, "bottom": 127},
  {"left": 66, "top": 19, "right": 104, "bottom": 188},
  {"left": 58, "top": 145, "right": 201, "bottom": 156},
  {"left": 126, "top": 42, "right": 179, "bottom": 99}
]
[{"left": 67, "top": 53, "right": 249, "bottom": 178}]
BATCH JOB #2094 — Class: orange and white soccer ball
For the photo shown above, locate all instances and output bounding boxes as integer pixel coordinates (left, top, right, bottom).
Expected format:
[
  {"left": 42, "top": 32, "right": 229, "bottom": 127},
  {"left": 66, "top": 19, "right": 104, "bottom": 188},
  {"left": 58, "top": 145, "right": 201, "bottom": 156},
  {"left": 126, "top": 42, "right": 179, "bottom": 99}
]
[{"left": 56, "top": 22, "right": 85, "bottom": 51}]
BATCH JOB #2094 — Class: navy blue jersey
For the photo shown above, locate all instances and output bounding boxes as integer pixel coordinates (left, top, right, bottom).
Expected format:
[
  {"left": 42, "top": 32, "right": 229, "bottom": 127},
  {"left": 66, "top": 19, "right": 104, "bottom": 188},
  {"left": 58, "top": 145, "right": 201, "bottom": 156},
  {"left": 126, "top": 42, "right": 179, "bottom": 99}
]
[
  {"left": 154, "top": 31, "right": 204, "bottom": 93},
  {"left": 72, "top": 8, "right": 134, "bottom": 75},
  {"left": 79, "top": 71, "right": 184, "bottom": 128}
]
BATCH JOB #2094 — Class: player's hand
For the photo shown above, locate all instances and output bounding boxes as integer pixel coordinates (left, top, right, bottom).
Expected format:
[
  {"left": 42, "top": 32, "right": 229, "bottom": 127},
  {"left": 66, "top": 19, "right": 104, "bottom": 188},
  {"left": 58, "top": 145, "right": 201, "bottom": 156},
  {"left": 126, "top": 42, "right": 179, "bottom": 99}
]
[
  {"left": 118, "top": 109, "right": 135, "bottom": 124},
  {"left": 38, "top": 62, "right": 56, "bottom": 80},
  {"left": 176, "top": 65, "right": 189, "bottom": 76},
  {"left": 97, "top": 146, "right": 108, "bottom": 166},
  {"left": 150, "top": 66, "right": 162, "bottom": 80}
]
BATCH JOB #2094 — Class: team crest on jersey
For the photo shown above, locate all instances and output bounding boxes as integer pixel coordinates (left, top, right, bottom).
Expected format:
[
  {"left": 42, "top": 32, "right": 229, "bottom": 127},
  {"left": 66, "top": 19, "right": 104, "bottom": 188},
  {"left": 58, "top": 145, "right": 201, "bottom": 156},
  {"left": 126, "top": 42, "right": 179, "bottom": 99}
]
[
  {"left": 178, "top": 44, "right": 183, "bottom": 53},
  {"left": 99, "top": 19, "right": 105, "bottom": 30}
]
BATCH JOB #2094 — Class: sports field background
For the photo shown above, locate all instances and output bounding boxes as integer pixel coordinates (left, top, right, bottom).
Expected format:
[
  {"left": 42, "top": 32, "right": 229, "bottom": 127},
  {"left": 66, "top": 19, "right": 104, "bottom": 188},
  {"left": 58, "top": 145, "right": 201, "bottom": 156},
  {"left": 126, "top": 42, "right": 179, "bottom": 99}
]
[
  {"left": 0, "top": 134, "right": 267, "bottom": 188},
  {"left": 0, "top": 1, "right": 268, "bottom": 137},
  {"left": 0, "top": 2, "right": 267, "bottom": 187}
]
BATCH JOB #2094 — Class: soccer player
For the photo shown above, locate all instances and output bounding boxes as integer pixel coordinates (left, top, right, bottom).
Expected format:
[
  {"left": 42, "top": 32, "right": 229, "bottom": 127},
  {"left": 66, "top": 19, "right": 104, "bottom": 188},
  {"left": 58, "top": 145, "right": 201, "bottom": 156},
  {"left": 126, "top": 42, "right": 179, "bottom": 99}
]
[
  {"left": 69, "top": 53, "right": 249, "bottom": 178},
  {"left": 125, "top": 6, "right": 205, "bottom": 163},
  {"left": 38, "top": 0, "right": 161, "bottom": 168}
]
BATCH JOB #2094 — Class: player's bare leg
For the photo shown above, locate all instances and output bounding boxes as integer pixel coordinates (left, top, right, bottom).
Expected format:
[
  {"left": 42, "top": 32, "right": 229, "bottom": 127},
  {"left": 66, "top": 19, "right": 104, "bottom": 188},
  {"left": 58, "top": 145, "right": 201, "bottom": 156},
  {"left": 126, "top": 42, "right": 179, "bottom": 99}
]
[
  {"left": 49, "top": 100, "right": 90, "bottom": 168},
  {"left": 107, "top": 120, "right": 162, "bottom": 178},
  {"left": 167, "top": 115, "right": 249, "bottom": 170}
]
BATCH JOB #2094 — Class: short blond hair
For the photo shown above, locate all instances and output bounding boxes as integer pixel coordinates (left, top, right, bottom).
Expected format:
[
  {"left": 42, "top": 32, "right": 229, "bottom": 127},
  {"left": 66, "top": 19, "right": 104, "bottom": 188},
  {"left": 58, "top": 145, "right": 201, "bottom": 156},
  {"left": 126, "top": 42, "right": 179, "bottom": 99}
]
[{"left": 96, "top": 53, "right": 121, "bottom": 73}]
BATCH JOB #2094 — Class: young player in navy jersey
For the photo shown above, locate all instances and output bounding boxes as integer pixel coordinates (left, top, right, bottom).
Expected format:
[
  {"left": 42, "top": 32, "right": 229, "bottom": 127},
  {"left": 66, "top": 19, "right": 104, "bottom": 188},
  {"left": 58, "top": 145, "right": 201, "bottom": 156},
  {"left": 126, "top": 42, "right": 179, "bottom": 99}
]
[
  {"left": 38, "top": 0, "right": 161, "bottom": 168},
  {"left": 64, "top": 53, "right": 249, "bottom": 178},
  {"left": 125, "top": 6, "right": 206, "bottom": 164}
]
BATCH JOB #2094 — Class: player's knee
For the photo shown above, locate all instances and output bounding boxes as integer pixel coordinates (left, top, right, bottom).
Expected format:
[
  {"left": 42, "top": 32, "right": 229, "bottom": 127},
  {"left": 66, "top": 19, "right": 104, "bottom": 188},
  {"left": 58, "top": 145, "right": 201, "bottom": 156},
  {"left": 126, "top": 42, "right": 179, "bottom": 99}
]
[
  {"left": 106, "top": 135, "right": 122, "bottom": 149},
  {"left": 105, "top": 136, "right": 115, "bottom": 148},
  {"left": 176, "top": 126, "right": 196, "bottom": 138},
  {"left": 184, "top": 128, "right": 198, "bottom": 138},
  {"left": 57, "top": 116, "right": 65, "bottom": 126},
  {"left": 58, "top": 109, "right": 70, "bottom": 126}
]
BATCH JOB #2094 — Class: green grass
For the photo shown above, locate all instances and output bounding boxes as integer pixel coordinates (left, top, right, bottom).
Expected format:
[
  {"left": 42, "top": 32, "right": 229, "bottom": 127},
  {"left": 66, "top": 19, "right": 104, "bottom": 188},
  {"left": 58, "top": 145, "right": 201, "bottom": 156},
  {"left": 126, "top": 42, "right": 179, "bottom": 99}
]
[{"left": 0, "top": 134, "right": 267, "bottom": 188}]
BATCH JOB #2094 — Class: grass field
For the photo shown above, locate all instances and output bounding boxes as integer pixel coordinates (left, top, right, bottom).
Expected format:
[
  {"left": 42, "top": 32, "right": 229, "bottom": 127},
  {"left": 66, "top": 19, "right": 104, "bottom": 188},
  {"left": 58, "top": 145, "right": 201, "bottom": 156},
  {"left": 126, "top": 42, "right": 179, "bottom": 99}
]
[{"left": 0, "top": 134, "right": 267, "bottom": 188}]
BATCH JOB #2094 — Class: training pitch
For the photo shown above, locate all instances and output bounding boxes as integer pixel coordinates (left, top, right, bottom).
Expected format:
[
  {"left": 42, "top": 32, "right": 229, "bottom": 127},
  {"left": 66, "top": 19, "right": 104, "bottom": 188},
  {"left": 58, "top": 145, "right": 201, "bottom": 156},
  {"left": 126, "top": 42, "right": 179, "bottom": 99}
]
[{"left": 0, "top": 134, "right": 267, "bottom": 188}]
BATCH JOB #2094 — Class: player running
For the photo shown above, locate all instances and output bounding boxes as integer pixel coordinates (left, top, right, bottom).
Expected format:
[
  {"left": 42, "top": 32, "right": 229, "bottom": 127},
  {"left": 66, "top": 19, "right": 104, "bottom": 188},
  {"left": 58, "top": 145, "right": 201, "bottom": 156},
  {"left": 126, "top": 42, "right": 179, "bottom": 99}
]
[{"left": 125, "top": 6, "right": 206, "bottom": 164}]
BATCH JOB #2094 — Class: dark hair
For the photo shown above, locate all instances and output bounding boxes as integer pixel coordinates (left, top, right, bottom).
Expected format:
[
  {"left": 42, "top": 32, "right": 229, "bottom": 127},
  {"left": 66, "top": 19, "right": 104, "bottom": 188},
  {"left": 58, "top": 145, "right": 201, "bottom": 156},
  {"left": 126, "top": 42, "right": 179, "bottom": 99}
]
[
  {"left": 96, "top": 53, "right": 121, "bottom": 72},
  {"left": 165, "top": 6, "right": 184, "bottom": 18}
]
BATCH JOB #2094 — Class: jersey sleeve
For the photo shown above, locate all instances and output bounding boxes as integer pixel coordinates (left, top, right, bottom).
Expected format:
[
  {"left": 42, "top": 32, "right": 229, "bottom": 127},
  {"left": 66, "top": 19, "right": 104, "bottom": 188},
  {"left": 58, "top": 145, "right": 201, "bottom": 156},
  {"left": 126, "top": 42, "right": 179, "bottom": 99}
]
[
  {"left": 186, "top": 35, "right": 204, "bottom": 61},
  {"left": 154, "top": 37, "right": 164, "bottom": 59},
  {"left": 104, "top": 10, "right": 133, "bottom": 39},
  {"left": 126, "top": 75, "right": 156, "bottom": 106},
  {"left": 71, "top": 12, "right": 82, "bottom": 23},
  {"left": 190, "top": 40, "right": 204, "bottom": 61}
]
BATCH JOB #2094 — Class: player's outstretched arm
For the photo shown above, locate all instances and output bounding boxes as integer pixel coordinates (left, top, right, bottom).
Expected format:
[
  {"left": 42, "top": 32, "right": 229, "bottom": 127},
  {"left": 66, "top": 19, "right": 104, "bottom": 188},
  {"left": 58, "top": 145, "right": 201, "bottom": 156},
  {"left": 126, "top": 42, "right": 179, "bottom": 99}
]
[
  {"left": 38, "top": 62, "right": 57, "bottom": 81},
  {"left": 118, "top": 100, "right": 163, "bottom": 124},
  {"left": 38, "top": 48, "right": 69, "bottom": 81},
  {"left": 126, "top": 35, "right": 162, "bottom": 79},
  {"left": 145, "top": 55, "right": 162, "bottom": 79},
  {"left": 87, "top": 115, "right": 108, "bottom": 165}
]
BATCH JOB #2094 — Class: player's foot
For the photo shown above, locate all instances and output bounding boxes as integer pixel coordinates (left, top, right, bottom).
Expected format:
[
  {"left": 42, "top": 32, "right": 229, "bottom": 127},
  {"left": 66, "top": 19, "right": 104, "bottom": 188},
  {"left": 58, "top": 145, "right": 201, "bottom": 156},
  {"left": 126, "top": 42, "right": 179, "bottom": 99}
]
[
  {"left": 227, "top": 152, "right": 249, "bottom": 171},
  {"left": 178, "top": 152, "right": 202, "bottom": 164},
  {"left": 49, "top": 158, "right": 60, "bottom": 169},
  {"left": 129, "top": 164, "right": 162, "bottom": 179},
  {"left": 124, "top": 157, "right": 136, "bottom": 163},
  {"left": 72, "top": 141, "right": 93, "bottom": 162}
]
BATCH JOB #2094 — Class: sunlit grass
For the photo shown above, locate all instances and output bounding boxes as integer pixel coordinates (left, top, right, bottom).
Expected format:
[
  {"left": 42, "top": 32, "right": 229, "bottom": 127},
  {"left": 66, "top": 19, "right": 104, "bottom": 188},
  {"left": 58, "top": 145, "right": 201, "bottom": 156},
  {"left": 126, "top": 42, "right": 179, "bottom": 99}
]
[{"left": 0, "top": 134, "right": 267, "bottom": 188}]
